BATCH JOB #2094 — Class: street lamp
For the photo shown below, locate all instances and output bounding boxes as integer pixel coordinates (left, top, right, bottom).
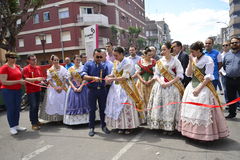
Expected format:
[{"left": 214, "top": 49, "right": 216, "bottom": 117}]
[
  {"left": 39, "top": 33, "right": 46, "bottom": 54},
  {"left": 216, "top": 21, "right": 229, "bottom": 43},
  {"left": 54, "top": 5, "right": 64, "bottom": 61}
]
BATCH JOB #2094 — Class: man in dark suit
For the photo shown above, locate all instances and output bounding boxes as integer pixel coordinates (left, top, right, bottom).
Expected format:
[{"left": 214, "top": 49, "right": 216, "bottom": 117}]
[{"left": 172, "top": 41, "right": 191, "bottom": 87}]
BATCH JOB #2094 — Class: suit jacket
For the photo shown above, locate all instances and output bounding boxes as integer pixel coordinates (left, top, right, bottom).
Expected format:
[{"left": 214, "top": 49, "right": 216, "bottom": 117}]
[{"left": 178, "top": 51, "right": 192, "bottom": 87}]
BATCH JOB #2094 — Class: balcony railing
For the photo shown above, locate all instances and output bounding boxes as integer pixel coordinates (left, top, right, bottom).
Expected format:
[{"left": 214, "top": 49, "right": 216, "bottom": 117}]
[
  {"left": 76, "top": 0, "right": 107, "bottom": 5},
  {"left": 77, "top": 14, "right": 109, "bottom": 27}
]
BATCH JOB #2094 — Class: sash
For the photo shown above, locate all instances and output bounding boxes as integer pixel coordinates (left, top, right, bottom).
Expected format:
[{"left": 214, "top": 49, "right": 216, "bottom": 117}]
[
  {"left": 156, "top": 60, "right": 185, "bottom": 96},
  {"left": 192, "top": 62, "right": 221, "bottom": 107},
  {"left": 68, "top": 67, "right": 83, "bottom": 86},
  {"left": 113, "top": 61, "right": 145, "bottom": 119},
  {"left": 48, "top": 67, "right": 68, "bottom": 92}
]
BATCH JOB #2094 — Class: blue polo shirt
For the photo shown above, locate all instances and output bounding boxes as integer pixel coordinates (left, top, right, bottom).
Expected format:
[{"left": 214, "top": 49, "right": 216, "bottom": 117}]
[
  {"left": 80, "top": 60, "right": 108, "bottom": 88},
  {"left": 204, "top": 49, "right": 221, "bottom": 80}
]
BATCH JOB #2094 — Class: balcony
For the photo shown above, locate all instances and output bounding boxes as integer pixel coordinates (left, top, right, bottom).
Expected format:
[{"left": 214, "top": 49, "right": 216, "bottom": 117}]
[
  {"left": 230, "top": 16, "right": 240, "bottom": 26},
  {"left": 79, "top": 37, "right": 109, "bottom": 48},
  {"left": 230, "top": 28, "right": 240, "bottom": 37},
  {"left": 77, "top": 14, "right": 109, "bottom": 27},
  {"left": 76, "top": 0, "right": 107, "bottom": 5},
  {"left": 229, "top": 4, "right": 240, "bottom": 15}
]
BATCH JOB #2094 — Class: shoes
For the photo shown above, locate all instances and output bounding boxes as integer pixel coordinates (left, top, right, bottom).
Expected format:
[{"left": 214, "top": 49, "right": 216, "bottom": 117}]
[
  {"left": 88, "top": 128, "right": 95, "bottom": 137},
  {"left": 10, "top": 128, "right": 18, "bottom": 135},
  {"left": 124, "top": 130, "right": 132, "bottom": 135},
  {"left": 15, "top": 126, "right": 27, "bottom": 131},
  {"left": 102, "top": 126, "right": 110, "bottom": 134},
  {"left": 225, "top": 114, "right": 236, "bottom": 119},
  {"left": 37, "top": 121, "right": 44, "bottom": 126},
  {"left": 32, "top": 125, "right": 40, "bottom": 130},
  {"left": 118, "top": 129, "right": 124, "bottom": 134}
]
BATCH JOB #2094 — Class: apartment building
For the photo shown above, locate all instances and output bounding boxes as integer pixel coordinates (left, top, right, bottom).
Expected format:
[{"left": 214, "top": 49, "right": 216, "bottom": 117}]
[
  {"left": 229, "top": 0, "right": 240, "bottom": 37},
  {"left": 16, "top": 0, "right": 146, "bottom": 64}
]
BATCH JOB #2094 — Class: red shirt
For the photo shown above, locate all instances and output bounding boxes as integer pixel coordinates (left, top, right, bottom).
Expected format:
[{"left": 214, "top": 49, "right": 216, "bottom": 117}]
[
  {"left": 0, "top": 64, "right": 22, "bottom": 90},
  {"left": 23, "top": 64, "right": 42, "bottom": 93}
]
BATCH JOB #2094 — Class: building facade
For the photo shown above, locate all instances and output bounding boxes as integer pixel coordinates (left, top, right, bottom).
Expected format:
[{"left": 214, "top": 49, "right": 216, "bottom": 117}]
[
  {"left": 16, "top": 0, "right": 146, "bottom": 64},
  {"left": 145, "top": 18, "right": 171, "bottom": 50},
  {"left": 229, "top": 0, "right": 240, "bottom": 37}
]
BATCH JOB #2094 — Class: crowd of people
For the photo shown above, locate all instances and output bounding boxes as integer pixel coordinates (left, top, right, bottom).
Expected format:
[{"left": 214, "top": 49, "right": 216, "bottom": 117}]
[{"left": 0, "top": 37, "right": 240, "bottom": 142}]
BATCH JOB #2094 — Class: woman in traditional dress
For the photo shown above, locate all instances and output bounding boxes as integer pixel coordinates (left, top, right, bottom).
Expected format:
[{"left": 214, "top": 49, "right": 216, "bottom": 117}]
[
  {"left": 105, "top": 47, "right": 142, "bottom": 134},
  {"left": 135, "top": 48, "right": 156, "bottom": 123},
  {"left": 39, "top": 55, "right": 68, "bottom": 122},
  {"left": 177, "top": 41, "right": 229, "bottom": 141},
  {"left": 147, "top": 42, "right": 184, "bottom": 135},
  {"left": 63, "top": 55, "right": 89, "bottom": 125}
]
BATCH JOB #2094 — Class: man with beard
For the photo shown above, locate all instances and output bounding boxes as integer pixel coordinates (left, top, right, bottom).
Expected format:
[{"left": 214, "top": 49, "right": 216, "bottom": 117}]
[{"left": 223, "top": 37, "right": 240, "bottom": 119}]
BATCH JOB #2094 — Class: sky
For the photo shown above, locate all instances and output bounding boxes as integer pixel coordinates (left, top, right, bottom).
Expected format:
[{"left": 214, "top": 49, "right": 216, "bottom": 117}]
[{"left": 145, "top": 0, "right": 230, "bottom": 45}]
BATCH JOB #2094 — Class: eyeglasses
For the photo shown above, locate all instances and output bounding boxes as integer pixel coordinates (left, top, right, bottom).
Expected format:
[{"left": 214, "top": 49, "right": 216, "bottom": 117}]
[
  {"left": 231, "top": 42, "right": 239, "bottom": 45},
  {"left": 222, "top": 45, "right": 229, "bottom": 47},
  {"left": 205, "top": 43, "right": 212, "bottom": 45},
  {"left": 96, "top": 56, "right": 103, "bottom": 59}
]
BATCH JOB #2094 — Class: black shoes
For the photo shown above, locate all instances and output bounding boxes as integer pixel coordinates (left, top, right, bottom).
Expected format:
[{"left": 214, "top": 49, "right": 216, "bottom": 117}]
[
  {"left": 102, "top": 126, "right": 110, "bottom": 134},
  {"left": 225, "top": 114, "right": 236, "bottom": 119},
  {"left": 88, "top": 128, "right": 95, "bottom": 137}
]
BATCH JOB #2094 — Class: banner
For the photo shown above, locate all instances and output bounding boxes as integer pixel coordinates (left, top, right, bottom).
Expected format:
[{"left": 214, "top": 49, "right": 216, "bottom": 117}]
[{"left": 84, "top": 24, "right": 99, "bottom": 60}]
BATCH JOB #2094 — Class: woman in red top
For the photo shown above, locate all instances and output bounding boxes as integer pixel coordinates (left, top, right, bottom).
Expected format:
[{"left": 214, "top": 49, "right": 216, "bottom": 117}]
[{"left": 0, "top": 52, "right": 26, "bottom": 135}]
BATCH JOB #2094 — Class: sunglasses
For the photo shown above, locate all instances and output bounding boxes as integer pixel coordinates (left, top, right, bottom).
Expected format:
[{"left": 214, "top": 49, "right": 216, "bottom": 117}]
[
  {"left": 9, "top": 57, "right": 17, "bottom": 59},
  {"left": 205, "top": 43, "right": 212, "bottom": 45},
  {"left": 222, "top": 45, "right": 229, "bottom": 47},
  {"left": 231, "top": 42, "right": 239, "bottom": 45},
  {"left": 96, "top": 56, "right": 103, "bottom": 59}
]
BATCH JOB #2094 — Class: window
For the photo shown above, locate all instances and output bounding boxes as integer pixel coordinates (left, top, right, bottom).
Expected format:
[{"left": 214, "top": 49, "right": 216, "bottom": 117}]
[
  {"left": 43, "top": 12, "right": 50, "bottom": 22},
  {"left": 61, "top": 31, "right": 71, "bottom": 42},
  {"left": 35, "top": 34, "right": 52, "bottom": 45},
  {"left": 81, "top": 7, "right": 93, "bottom": 14},
  {"left": 18, "top": 39, "right": 24, "bottom": 47},
  {"left": 35, "top": 36, "right": 41, "bottom": 45},
  {"left": 33, "top": 14, "right": 39, "bottom": 24},
  {"left": 46, "top": 34, "right": 52, "bottom": 44},
  {"left": 59, "top": 8, "right": 69, "bottom": 19}
]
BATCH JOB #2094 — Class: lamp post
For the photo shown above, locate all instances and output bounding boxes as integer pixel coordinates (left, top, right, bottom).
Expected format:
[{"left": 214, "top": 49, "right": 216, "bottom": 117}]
[
  {"left": 55, "top": 5, "right": 64, "bottom": 61},
  {"left": 216, "top": 21, "right": 229, "bottom": 43},
  {"left": 39, "top": 33, "right": 46, "bottom": 54}
]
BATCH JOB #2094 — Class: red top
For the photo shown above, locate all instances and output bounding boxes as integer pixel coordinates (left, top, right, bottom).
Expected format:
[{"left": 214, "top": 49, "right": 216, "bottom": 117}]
[
  {"left": 0, "top": 64, "right": 22, "bottom": 90},
  {"left": 23, "top": 64, "right": 43, "bottom": 93}
]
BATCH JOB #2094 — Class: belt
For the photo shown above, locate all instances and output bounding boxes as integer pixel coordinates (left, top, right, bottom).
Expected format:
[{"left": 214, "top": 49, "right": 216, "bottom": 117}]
[
  {"left": 87, "top": 86, "right": 104, "bottom": 90},
  {"left": 227, "top": 76, "right": 240, "bottom": 80}
]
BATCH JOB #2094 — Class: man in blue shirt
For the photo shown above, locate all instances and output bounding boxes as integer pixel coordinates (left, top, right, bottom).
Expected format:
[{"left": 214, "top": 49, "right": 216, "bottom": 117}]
[
  {"left": 204, "top": 37, "right": 222, "bottom": 90},
  {"left": 223, "top": 37, "right": 240, "bottom": 119},
  {"left": 81, "top": 48, "right": 110, "bottom": 136}
]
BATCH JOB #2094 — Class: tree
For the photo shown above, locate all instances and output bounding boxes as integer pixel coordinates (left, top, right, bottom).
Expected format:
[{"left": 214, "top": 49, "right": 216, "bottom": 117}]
[
  {"left": 127, "top": 26, "right": 141, "bottom": 47},
  {"left": 136, "top": 38, "right": 146, "bottom": 50},
  {"left": 0, "top": 0, "right": 46, "bottom": 52},
  {"left": 110, "top": 25, "right": 118, "bottom": 46}
]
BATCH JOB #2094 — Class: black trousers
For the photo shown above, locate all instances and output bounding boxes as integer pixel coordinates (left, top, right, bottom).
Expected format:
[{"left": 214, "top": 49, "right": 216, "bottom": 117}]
[
  {"left": 88, "top": 87, "right": 107, "bottom": 129},
  {"left": 226, "top": 77, "right": 240, "bottom": 116}
]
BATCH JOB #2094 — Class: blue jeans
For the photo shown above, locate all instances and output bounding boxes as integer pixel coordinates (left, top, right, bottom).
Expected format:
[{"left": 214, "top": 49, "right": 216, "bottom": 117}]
[
  {"left": 2, "top": 89, "right": 22, "bottom": 128},
  {"left": 28, "top": 91, "right": 41, "bottom": 125},
  {"left": 221, "top": 75, "right": 228, "bottom": 102}
]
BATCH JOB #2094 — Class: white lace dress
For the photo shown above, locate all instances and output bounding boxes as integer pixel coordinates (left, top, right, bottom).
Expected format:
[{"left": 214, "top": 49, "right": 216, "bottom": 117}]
[
  {"left": 147, "top": 56, "right": 183, "bottom": 131},
  {"left": 177, "top": 55, "right": 229, "bottom": 141}
]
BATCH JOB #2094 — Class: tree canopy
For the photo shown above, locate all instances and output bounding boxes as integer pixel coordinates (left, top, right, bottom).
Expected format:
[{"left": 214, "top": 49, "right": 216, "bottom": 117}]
[{"left": 0, "top": 0, "right": 46, "bottom": 51}]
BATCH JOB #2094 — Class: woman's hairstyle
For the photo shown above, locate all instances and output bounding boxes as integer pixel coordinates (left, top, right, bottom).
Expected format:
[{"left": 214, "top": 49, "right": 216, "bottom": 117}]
[
  {"left": 114, "top": 47, "right": 125, "bottom": 54},
  {"left": 190, "top": 41, "right": 205, "bottom": 52},
  {"left": 144, "top": 47, "right": 152, "bottom": 55},
  {"left": 73, "top": 55, "right": 80, "bottom": 60},
  {"left": 5, "top": 52, "right": 17, "bottom": 62},
  {"left": 50, "top": 54, "right": 58, "bottom": 61},
  {"left": 163, "top": 41, "right": 172, "bottom": 50}
]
